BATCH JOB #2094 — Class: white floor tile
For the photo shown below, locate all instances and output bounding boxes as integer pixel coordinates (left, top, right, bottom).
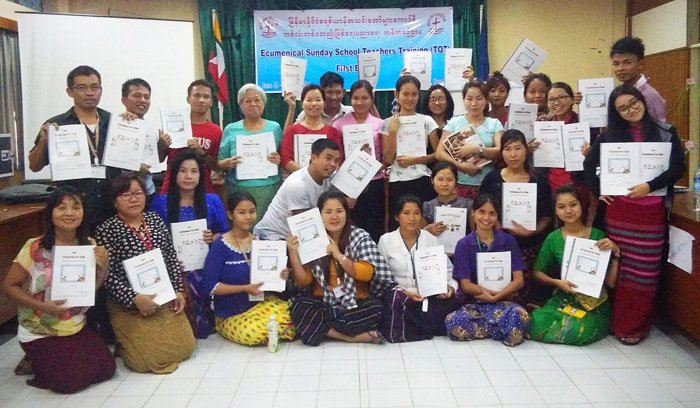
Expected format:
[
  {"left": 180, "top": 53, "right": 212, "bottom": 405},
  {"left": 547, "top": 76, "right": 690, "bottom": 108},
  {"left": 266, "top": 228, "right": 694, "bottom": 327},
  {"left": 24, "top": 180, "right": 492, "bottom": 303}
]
[
  {"left": 230, "top": 392, "right": 276, "bottom": 408},
  {"left": 71, "top": 379, "right": 121, "bottom": 397},
  {"left": 272, "top": 391, "right": 317, "bottom": 408},
  {"left": 285, "top": 346, "right": 324, "bottom": 361},
  {"left": 636, "top": 402, "right": 685, "bottom": 408},
  {"left": 507, "top": 341, "right": 548, "bottom": 357},
  {"left": 411, "top": 387, "right": 457, "bottom": 407},
  {"left": 281, "top": 360, "right": 322, "bottom": 376},
  {"left": 553, "top": 355, "right": 599, "bottom": 370},
  {"left": 407, "top": 371, "right": 451, "bottom": 389},
  {"left": 643, "top": 367, "right": 697, "bottom": 384},
  {"left": 604, "top": 368, "right": 657, "bottom": 385},
  {"left": 366, "top": 359, "right": 405, "bottom": 374},
  {"left": 13, "top": 396, "right": 66, "bottom": 408},
  {"left": 186, "top": 393, "right": 234, "bottom": 408},
  {"left": 367, "top": 389, "right": 413, "bottom": 407},
  {"left": 493, "top": 386, "right": 544, "bottom": 405},
  {"left": 321, "top": 359, "right": 360, "bottom": 374},
  {"left": 485, "top": 370, "right": 531, "bottom": 387},
  {"left": 589, "top": 353, "right": 639, "bottom": 369},
  {"left": 577, "top": 384, "right": 632, "bottom": 403},
  {"left": 237, "top": 375, "right": 281, "bottom": 393},
  {"left": 535, "top": 385, "right": 588, "bottom": 404},
  {"left": 469, "top": 340, "right": 513, "bottom": 357},
  {"left": 524, "top": 368, "right": 573, "bottom": 386},
  {"left": 441, "top": 357, "right": 482, "bottom": 373},
  {"left": 479, "top": 355, "right": 520, "bottom": 371},
  {"left": 58, "top": 396, "right": 106, "bottom": 408},
  {"left": 319, "top": 373, "right": 360, "bottom": 391},
  {"left": 367, "top": 372, "right": 409, "bottom": 389},
  {"left": 144, "top": 395, "right": 191, "bottom": 408},
  {"left": 452, "top": 387, "right": 500, "bottom": 406},
  {"left": 564, "top": 368, "right": 614, "bottom": 385},
  {"left": 317, "top": 390, "right": 361, "bottom": 408},
  {"left": 662, "top": 384, "right": 700, "bottom": 402},
  {"left": 194, "top": 377, "right": 240, "bottom": 395},
  {"left": 112, "top": 379, "right": 163, "bottom": 397},
  {"left": 541, "top": 342, "right": 587, "bottom": 356},
  {"left": 100, "top": 395, "right": 150, "bottom": 408},
  {"left": 204, "top": 362, "right": 246, "bottom": 379},
  {"left": 621, "top": 383, "right": 677, "bottom": 402},
  {"left": 514, "top": 355, "right": 560, "bottom": 371},
  {"left": 163, "top": 363, "right": 209, "bottom": 379},
  {"left": 153, "top": 378, "right": 201, "bottom": 396},
  {"left": 277, "top": 375, "right": 319, "bottom": 392},
  {"left": 244, "top": 361, "right": 285, "bottom": 377},
  {"left": 627, "top": 352, "right": 676, "bottom": 368},
  {"left": 365, "top": 344, "right": 402, "bottom": 360},
  {"left": 404, "top": 358, "right": 444, "bottom": 373}
]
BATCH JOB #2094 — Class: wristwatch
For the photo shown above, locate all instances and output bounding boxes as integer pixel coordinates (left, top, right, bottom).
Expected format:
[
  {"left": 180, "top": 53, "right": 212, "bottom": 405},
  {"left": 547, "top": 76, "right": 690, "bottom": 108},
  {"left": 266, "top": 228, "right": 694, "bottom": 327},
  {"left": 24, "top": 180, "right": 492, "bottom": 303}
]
[{"left": 478, "top": 147, "right": 484, "bottom": 156}]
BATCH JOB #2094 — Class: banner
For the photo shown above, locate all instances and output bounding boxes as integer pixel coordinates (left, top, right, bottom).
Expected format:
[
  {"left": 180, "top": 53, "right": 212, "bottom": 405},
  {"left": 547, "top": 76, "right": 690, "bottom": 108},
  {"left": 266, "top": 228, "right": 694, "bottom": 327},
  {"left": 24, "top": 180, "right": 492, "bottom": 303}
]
[{"left": 254, "top": 8, "right": 454, "bottom": 92}]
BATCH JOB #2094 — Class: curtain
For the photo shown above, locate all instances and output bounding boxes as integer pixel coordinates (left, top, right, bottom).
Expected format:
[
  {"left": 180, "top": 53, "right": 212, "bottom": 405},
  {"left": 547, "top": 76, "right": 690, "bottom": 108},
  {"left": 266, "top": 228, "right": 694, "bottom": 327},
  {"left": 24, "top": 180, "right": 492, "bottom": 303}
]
[
  {"left": 198, "top": 0, "right": 486, "bottom": 128},
  {"left": 0, "top": 29, "right": 23, "bottom": 174}
]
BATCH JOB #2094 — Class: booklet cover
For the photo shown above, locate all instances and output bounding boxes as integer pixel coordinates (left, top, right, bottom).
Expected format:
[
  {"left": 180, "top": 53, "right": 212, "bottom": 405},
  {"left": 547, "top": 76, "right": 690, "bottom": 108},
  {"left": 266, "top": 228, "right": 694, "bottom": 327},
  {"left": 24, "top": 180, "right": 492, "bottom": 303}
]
[
  {"left": 123, "top": 248, "right": 177, "bottom": 305},
  {"left": 477, "top": 251, "right": 512, "bottom": 292}
]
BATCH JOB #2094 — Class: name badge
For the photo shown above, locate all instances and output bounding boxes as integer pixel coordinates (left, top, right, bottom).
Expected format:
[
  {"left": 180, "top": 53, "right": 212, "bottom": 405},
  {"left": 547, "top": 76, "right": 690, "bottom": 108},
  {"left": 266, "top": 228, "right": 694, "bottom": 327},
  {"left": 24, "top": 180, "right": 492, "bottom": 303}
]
[
  {"left": 91, "top": 165, "right": 106, "bottom": 179},
  {"left": 332, "top": 285, "right": 345, "bottom": 298}
]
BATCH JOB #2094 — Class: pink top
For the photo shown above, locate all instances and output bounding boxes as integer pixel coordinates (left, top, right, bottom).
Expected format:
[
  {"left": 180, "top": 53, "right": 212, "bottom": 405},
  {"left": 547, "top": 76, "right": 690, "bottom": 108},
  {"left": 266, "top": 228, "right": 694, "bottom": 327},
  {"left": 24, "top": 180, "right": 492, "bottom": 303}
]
[
  {"left": 333, "top": 113, "right": 384, "bottom": 180},
  {"left": 619, "top": 126, "right": 662, "bottom": 206}
]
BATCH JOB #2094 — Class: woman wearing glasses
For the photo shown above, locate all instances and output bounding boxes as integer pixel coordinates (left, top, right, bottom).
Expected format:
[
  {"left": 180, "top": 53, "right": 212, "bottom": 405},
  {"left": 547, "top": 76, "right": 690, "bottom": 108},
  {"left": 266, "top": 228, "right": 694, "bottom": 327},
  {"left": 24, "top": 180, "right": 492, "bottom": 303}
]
[
  {"left": 583, "top": 85, "right": 684, "bottom": 345},
  {"left": 96, "top": 174, "right": 195, "bottom": 373}
]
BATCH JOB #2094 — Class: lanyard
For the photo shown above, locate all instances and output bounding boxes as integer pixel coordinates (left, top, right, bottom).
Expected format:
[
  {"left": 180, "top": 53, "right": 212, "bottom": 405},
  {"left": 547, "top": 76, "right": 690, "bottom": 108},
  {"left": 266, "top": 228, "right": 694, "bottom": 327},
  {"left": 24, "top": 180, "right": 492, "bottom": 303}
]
[
  {"left": 475, "top": 231, "right": 493, "bottom": 253},
  {"left": 122, "top": 217, "right": 153, "bottom": 251},
  {"left": 80, "top": 115, "right": 100, "bottom": 165},
  {"left": 402, "top": 230, "right": 420, "bottom": 281}
]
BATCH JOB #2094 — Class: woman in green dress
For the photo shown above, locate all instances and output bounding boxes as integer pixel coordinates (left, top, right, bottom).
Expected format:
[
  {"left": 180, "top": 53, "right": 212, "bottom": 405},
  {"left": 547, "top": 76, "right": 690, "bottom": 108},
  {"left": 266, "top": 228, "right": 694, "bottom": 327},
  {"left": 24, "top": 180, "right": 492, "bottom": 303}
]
[{"left": 530, "top": 184, "right": 621, "bottom": 346}]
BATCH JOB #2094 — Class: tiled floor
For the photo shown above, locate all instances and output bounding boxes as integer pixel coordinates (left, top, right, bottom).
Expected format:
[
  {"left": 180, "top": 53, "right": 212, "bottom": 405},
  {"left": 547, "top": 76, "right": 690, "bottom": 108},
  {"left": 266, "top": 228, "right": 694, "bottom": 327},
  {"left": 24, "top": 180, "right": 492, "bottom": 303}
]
[{"left": 0, "top": 328, "right": 699, "bottom": 408}]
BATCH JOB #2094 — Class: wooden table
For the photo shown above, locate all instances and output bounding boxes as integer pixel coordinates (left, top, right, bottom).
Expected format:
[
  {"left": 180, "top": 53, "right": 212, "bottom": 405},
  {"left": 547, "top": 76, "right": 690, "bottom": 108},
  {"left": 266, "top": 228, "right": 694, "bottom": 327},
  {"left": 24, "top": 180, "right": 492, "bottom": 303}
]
[
  {"left": 0, "top": 203, "right": 46, "bottom": 325},
  {"left": 664, "top": 193, "right": 700, "bottom": 340}
]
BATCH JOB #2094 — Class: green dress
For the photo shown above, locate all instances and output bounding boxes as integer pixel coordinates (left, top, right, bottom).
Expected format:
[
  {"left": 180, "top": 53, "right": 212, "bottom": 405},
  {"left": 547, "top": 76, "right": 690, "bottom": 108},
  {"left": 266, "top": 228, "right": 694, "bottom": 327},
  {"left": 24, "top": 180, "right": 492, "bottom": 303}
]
[{"left": 530, "top": 228, "right": 612, "bottom": 346}]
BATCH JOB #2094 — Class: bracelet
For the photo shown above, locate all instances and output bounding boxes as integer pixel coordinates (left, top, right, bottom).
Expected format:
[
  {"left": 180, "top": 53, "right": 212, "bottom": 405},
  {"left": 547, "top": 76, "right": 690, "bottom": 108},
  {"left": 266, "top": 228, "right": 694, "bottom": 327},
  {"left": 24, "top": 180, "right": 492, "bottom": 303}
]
[
  {"left": 612, "top": 254, "right": 621, "bottom": 261},
  {"left": 340, "top": 255, "right": 347, "bottom": 264}
]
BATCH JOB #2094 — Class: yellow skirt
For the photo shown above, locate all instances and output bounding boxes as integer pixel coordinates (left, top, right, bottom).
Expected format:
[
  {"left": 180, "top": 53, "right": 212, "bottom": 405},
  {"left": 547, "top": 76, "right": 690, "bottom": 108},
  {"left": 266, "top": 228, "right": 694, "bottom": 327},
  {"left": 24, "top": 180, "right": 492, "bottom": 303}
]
[{"left": 215, "top": 295, "right": 296, "bottom": 346}]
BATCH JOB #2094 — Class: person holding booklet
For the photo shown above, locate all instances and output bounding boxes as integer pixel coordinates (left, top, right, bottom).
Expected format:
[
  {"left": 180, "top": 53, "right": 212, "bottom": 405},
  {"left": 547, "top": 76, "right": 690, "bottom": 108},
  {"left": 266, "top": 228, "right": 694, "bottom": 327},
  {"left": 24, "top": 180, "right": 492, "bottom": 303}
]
[
  {"left": 96, "top": 174, "right": 195, "bottom": 373},
  {"left": 3, "top": 187, "right": 115, "bottom": 393},
  {"left": 529, "top": 185, "right": 620, "bottom": 345},
  {"left": 217, "top": 84, "right": 284, "bottom": 219},
  {"left": 289, "top": 191, "right": 397, "bottom": 346},
  {"left": 378, "top": 194, "right": 460, "bottom": 343},
  {"left": 197, "top": 192, "right": 295, "bottom": 346},
  {"left": 436, "top": 80, "right": 505, "bottom": 200},
  {"left": 486, "top": 72, "right": 510, "bottom": 126},
  {"left": 421, "top": 84, "right": 456, "bottom": 159},
  {"left": 280, "top": 84, "right": 343, "bottom": 173},
  {"left": 287, "top": 71, "right": 355, "bottom": 128},
  {"left": 421, "top": 162, "right": 472, "bottom": 237},
  {"left": 445, "top": 193, "right": 530, "bottom": 346},
  {"left": 583, "top": 85, "right": 684, "bottom": 345},
  {"left": 523, "top": 73, "right": 552, "bottom": 120},
  {"left": 333, "top": 80, "right": 385, "bottom": 242}
]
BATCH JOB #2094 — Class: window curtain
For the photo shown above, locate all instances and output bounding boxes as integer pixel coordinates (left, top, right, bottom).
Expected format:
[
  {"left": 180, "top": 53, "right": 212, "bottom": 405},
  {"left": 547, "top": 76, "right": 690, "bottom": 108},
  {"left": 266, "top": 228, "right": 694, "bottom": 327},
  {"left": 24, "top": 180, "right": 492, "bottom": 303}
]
[
  {"left": 0, "top": 29, "right": 23, "bottom": 174},
  {"left": 198, "top": 0, "right": 486, "bottom": 128}
]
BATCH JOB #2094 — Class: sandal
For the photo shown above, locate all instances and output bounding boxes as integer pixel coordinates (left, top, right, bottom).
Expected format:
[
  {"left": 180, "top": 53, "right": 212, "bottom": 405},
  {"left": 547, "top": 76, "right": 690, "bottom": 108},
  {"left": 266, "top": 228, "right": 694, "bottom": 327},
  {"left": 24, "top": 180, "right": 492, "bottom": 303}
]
[
  {"left": 14, "top": 355, "right": 32, "bottom": 376},
  {"left": 368, "top": 330, "right": 385, "bottom": 345},
  {"left": 619, "top": 336, "right": 642, "bottom": 346}
]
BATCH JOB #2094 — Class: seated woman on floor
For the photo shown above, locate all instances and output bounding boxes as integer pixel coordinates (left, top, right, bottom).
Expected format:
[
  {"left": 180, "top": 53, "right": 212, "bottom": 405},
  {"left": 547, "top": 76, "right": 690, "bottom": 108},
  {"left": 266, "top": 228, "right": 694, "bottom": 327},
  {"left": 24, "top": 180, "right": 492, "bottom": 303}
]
[
  {"left": 3, "top": 186, "right": 115, "bottom": 393},
  {"left": 288, "top": 190, "right": 397, "bottom": 346}
]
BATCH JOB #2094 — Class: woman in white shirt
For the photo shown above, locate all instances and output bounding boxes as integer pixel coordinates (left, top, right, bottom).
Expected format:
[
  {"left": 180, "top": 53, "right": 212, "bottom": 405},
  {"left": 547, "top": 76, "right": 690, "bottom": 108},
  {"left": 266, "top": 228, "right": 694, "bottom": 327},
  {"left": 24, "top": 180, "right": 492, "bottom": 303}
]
[{"left": 378, "top": 194, "right": 461, "bottom": 343}]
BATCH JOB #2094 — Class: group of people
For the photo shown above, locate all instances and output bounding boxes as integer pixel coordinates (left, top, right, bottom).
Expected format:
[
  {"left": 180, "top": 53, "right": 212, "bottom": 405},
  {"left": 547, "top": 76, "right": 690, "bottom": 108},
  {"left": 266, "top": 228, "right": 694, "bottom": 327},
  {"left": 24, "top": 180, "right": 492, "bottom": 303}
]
[{"left": 5, "top": 35, "right": 685, "bottom": 395}]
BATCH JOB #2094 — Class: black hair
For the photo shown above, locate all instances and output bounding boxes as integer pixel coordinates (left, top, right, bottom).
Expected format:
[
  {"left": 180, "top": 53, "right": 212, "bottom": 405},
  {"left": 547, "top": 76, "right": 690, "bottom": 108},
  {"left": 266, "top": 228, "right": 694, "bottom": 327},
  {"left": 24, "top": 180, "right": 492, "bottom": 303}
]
[
  {"left": 227, "top": 191, "right": 257, "bottom": 213},
  {"left": 320, "top": 72, "right": 344, "bottom": 88},
  {"left": 349, "top": 80, "right": 374, "bottom": 100},
  {"left": 316, "top": 190, "right": 352, "bottom": 278},
  {"left": 610, "top": 36, "right": 645, "bottom": 60},
  {"left": 395, "top": 75, "right": 421, "bottom": 93},
  {"left": 523, "top": 73, "right": 552, "bottom": 96},
  {"left": 187, "top": 79, "right": 214, "bottom": 96},
  {"left": 553, "top": 183, "right": 582, "bottom": 206},
  {"left": 471, "top": 193, "right": 501, "bottom": 222},
  {"left": 421, "top": 84, "right": 454, "bottom": 122},
  {"left": 394, "top": 194, "right": 422, "bottom": 218},
  {"left": 301, "top": 84, "right": 325, "bottom": 101},
  {"left": 486, "top": 71, "right": 511, "bottom": 93},
  {"left": 606, "top": 84, "right": 660, "bottom": 142},
  {"left": 431, "top": 161, "right": 458, "bottom": 180},
  {"left": 167, "top": 151, "right": 208, "bottom": 226},
  {"left": 67, "top": 65, "right": 101, "bottom": 88},
  {"left": 121, "top": 78, "right": 151, "bottom": 98},
  {"left": 111, "top": 173, "right": 147, "bottom": 202},
  {"left": 549, "top": 82, "right": 574, "bottom": 98},
  {"left": 311, "top": 138, "right": 340, "bottom": 156},
  {"left": 462, "top": 79, "right": 489, "bottom": 100},
  {"left": 499, "top": 129, "right": 530, "bottom": 171},
  {"left": 39, "top": 186, "right": 91, "bottom": 250}
]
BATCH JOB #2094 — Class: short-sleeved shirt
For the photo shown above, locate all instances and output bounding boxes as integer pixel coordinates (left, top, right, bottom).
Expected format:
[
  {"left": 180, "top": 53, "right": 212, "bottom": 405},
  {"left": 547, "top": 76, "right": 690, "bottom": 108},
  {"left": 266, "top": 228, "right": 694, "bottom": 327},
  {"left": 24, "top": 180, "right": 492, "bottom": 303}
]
[
  {"left": 218, "top": 119, "right": 283, "bottom": 187},
  {"left": 443, "top": 115, "right": 504, "bottom": 186},
  {"left": 253, "top": 167, "right": 332, "bottom": 241},
  {"left": 280, "top": 123, "right": 343, "bottom": 168},
  {"left": 160, "top": 121, "right": 223, "bottom": 194},
  {"left": 296, "top": 104, "right": 354, "bottom": 126},
  {"left": 422, "top": 196, "right": 473, "bottom": 224},
  {"left": 534, "top": 227, "right": 606, "bottom": 279},
  {"left": 148, "top": 193, "right": 230, "bottom": 236},
  {"left": 635, "top": 75, "right": 667, "bottom": 123},
  {"left": 380, "top": 114, "right": 438, "bottom": 182},
  {"left": 333, "top": 113, "right": 384, "bottom": 181}
]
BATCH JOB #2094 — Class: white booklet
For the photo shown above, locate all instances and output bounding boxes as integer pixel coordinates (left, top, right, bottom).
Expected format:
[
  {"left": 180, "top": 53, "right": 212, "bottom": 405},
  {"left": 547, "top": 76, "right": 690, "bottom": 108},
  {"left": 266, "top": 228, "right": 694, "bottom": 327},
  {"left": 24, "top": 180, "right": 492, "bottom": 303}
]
[
  {"left": 50, "top": 246, "right": 96, "bottom": 307},
  {"left": 396, "top": 115, "right": 427, "bottom": 157},
  {"left": 477, "top": 251, "right": 512, "bottom": 292},
  {"left": 171, "top": 219, "right": 209, "bottom": 271},
  {"left": 600, "top": 142, "right": 671, "bottom": 196},
  {"left": 533, "top": 121, "right": 565, "bottom": 168},
  {"left": 500, "top": 38, "right": 548, "bottom": 82},
  {"left": 47, "top": 124, "right": 92, "bottom": 181},
  {"left": 123, "top": 248, "right": 177, "bottom": 305},
  {"left": 563, "top": 122, "right": 590, "bottom": 172},
  {"left": 281, "top": 56, "right": 307, "bottom": 99},
  {"left": 502, "top": 182, "right": 537, "bottom": 231},
  {"left": 142, "top": 125, "right": 166, "bottom": 173},
  {"left": 102, "top": 116, "right": 146, "bottom": 171},
  {"left": 414, "top": 245, "right": 448, "bottom": 298},
  {"left": 358, "top": 52, "right": 380, "bottom": 88},
  {"left": 562, "top": 236, "right": 611, "bottom": 298},
  {"left": 294, "top": 134, "right": 326, "bottom": 167},
  {"left": 578, "top": 78, "right": 614, "bottom": 128},
  {"left": 444, "top": 48, "right": 473, "bottom": 92},
  {"left": 342, "top": 123, "right": 374, "bottom": 157},
  {"left": 434, "top": 207, "right": 468, "bottom": 254},
  {"left": 331, "top": 148, "right": 382, "bottom": 199},
  {"left": 403, "top": 51, "right": 432, "bottom": 90},
  {"left": 507, "top": 103, "right": 538, "bottom": 142},
  {"left": 250, "top": 240, "right": 288, "bottom": 292},
  {"left": 236, "top": 133, "right": 273, "bottom": 180},
  {"left": 160, "top": 107, "right": 192, "bottom": 149},
  {"left": 287, "top": 208, "right": 330, "bottom": 265}
]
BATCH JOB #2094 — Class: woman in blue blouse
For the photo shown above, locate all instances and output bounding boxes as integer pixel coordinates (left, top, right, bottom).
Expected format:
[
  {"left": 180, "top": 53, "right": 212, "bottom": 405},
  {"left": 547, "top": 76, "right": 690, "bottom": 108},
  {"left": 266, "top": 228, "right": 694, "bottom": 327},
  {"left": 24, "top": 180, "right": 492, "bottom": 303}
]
[
  {"left": 149, "top": 151, "right": 229, "bottom": 337},
  {"left": 198, "top": 192, "right": 295, "bottom": 346}
]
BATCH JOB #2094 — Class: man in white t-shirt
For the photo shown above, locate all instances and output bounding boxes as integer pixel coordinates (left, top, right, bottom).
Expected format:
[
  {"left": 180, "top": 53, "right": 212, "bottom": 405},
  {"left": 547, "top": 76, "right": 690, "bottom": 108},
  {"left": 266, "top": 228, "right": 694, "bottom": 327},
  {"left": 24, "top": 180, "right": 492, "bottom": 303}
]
[{"left": 254, "top": 138, "right": 341, "bottom": 240}]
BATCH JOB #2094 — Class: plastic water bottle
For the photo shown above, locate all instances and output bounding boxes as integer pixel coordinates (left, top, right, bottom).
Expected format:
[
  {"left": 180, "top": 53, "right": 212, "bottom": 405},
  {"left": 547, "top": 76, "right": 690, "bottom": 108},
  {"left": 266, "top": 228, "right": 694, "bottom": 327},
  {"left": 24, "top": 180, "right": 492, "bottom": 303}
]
[{"left": 267, "top": 314, "right": 279, "bottom": 353}]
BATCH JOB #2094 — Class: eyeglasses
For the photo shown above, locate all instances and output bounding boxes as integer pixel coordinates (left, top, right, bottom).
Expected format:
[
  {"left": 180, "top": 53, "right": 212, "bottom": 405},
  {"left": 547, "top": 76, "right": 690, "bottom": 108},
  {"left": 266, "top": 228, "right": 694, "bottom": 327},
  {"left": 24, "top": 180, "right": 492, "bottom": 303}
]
[
  {"left": 429, "top": 97, "right": 447, "bottom": 104},
  {"left": 547, "top": 95, "right": 571, "bottom": 104},
  {"left": 616, "top": 98, "right": 642, "bottom": 115},
  {"left": 73, "top": 84, "right": 102, "bottom": 93},
  {"left": 118, "top": 190, "right": 145, "bottom": 200}
]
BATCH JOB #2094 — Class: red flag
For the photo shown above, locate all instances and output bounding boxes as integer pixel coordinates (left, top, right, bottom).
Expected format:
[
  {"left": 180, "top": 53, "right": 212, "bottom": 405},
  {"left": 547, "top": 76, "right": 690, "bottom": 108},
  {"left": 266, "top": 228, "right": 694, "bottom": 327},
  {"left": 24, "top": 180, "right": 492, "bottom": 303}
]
[{"left": 208, "top": 10, "right": 229, "bottom": 105}]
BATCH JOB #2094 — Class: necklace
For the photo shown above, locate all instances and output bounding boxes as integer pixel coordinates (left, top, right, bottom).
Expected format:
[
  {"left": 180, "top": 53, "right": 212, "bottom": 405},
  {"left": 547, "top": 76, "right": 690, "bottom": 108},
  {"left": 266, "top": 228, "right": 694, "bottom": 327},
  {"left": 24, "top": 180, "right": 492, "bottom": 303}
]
[{"left": 232, "top": 233, "right": 251, "bottom": 265}]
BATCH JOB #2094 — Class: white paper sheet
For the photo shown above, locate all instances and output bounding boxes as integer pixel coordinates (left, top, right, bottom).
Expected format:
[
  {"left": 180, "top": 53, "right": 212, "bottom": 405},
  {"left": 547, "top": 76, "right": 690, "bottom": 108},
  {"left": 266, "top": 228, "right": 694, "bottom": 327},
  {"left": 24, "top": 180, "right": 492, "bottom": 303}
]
[
  {"left": 142, "top": 125, "right": 166, "bottom": 173},
  {"left": 403, "top": 51, "right": 432, "bottom": 90},
  {"left": 250, "top": 240, "right": 288, "bottom": 292},
  {"left": 477, "top": 251, "right": 512, "bottom": 292},
  {"left": 533, "top": 121, "right": 565, "bottom": 168},
  {"left": 578, "top": 78, "right": 614, "bottom": 128},
  {"left": 358, "top": 52, "right": 380, "bottom": 88},
  {"left": 236, "top": 133, "right": 273, "bottom": 180},
  {"left": 294, "top": 134, "right": 326, "bottom": 167},
  {"left": 287, "top": 208, "right": 330, "bottom": 265},
  {"left": 668, "top": 226, "right": 695, "bottom": 274},
  {"left": 504, "top": 83, "right": 525, "bottom": 108},
  {"left": 600, "top": 142, "right": 671, "bottom": 196},
  {"left": 123, "top": 248, "right": 177, "bottom": 305},
  {"left": 434, "top": 207, "right": 468, "bottom": 254},
  {"left": 171, "top": 219, "right": 209, "bottom": 272},
  {"left": 264, "top": 134, "right": 279, "bottom": 177},
  {"left": 160, "top": 107, "right": 192, "bottom": 149},
  {"left": 50, "top": 246, "right": 96, "bottom": 307},
  {"left": 331, "top": 148, "right": 382, "bottom": 199},
  {"left": 444, "top": 48, "right": 473, "bottom": 92},
  {"left": 500, "top": 38, "right": 548, "bottom": 83},
  {"left": 414, "top": 245, "right": 448, "bottom": 298},
  {"left": 281, "top": 56, "right": 307, "bottom": 99},
  {"left": 502, "top": 182, "right": 537, "bottom": 231},
  {"left": 561, "top": 236, "right": 611, "bottom": 298},
  {"left": 102, "top": 116, "right": 146, "bottom": 171},
  {"left": 342, "top": 124, "right": 374, "bottom": 157},
  {"left": 507, "top": 103, "right": 538, "bottom": 142},
  {"left": 47, "top": 124, "right": 93, "bottom": 181},
  {"left": 563, "top": 122, "right": 590, "bottom": 172},
  {"left": 396, "top": 115, "right": 427, "bottom": 157}
]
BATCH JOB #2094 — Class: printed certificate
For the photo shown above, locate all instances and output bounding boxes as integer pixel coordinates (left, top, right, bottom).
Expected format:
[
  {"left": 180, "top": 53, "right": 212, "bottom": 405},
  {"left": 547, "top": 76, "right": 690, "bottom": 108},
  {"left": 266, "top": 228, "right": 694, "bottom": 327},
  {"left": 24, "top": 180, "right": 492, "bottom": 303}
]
[
  {"left": 50, "top": 246, "right": 96, "bottom": 307},
  {"left": 533, "top": 121, "right": 565, "bottom": 168},
  {"left": 236, "top": 133, "right": 273, "bottom": 180},
  {"left": 396, "top": 115, "right": 427, "bottom": 157},
  {"left": 500, "top": 38, "right": 548, "bottom": 82},
  {"left": 342, "top": 123, "right": 374, "bottom": 157},
  {"left": 562, "top": 236, "right": 611, "bottom": 298},
  {"left": 331, "top": 148, "right": 382, "bottom": 199},
  {"left": 123, "top": 248, "right": 177, "bottom": 305},
  {"left": 578, "top": 78, "right": 614, "bottom": 128},
  {"left": 563, "top": 122, "right": 590, "bottom": 172},
  {"left": 502, "top": 182, "right": 537, "bottom": 231},
  {"left": 444, "top": 48, "right": 473, "bottom": 91},
  {"left": 281, "top": 56, "right": 307, "bottom": 99},
  {"left": 600, "top": 142, "right": 671, "bottom": 196},
  {"left": 287, "top": 208, "right": 330, "bottom": 265},
  {"left": 403, "top": 51, "right": 432, "bottom": 90},
  {"left": 160, "top": 107, "right": 192, "bottom": 149},
  {"left": 507, "top": 103, "right": 538, "bottom": 142},
  {"left": 47, "top": 124, "right": 92, "bottom": 181},
  {"left": 477, "top": 251, "right": 512, "bottom": 292},
  {"left": 414, "top": 245, "right": 448, "bottom": 298},
  {"left": 103, "top": 117, "right": 146, "bottom": 171},
  {"left": 294, "top": 134, "right": 326, "bottom": 167},
  {"left": 434, "top": 207, "right": 468, "bottom": 254},
  {"left": 171, "top": 219, "right": 209, "bottom": 272},
  {"left": 250, "top": 240, "right": 288, "bottom": 292},
  {"left": 358, "top": 52, "right": 380, "bottom": 88}
]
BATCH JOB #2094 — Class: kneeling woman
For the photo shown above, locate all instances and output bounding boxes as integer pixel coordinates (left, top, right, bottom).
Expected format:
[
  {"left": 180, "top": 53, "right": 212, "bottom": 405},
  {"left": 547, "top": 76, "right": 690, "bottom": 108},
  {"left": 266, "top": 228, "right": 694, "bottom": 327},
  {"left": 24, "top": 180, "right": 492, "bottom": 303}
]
[
  {"left": 445, "top": 193, "right": 530, "bottom": 346},
  {"left": 199, "top": 192, "right": 295, "bottom": 345},
  {"left": 289, "top": 191, "right": 397, "bottom": 346},
  {"left": 530, "top": 185, "right": 620, "bottom": 346},
  {"left": 378, "top": 194, "right": 461, "bottom": 343},
  {"left": 4, "top": 187, "right": 115, "bottom": 393},
  {"left": 96, "top": 174, "right": 195, "bottom": 374}
]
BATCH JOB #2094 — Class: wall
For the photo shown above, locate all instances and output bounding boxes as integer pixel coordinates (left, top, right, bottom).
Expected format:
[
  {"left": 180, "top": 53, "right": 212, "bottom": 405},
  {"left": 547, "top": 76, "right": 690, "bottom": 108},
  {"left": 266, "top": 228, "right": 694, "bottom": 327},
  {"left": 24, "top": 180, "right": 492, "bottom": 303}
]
[
  {"left": 487, "top": 0, "right": 627, "bottom": 87},
  {"left": 632, "top": 0, "right": 687, "bottom": 55},
  {"left": 0, "top": 0, "right": 33, "bottom": 20}
]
